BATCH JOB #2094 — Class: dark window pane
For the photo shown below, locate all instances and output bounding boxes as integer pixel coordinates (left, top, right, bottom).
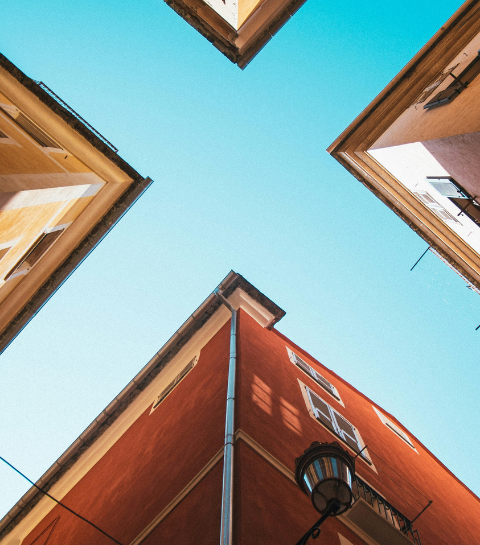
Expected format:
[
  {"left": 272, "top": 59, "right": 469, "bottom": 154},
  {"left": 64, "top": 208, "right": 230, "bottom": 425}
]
[{"left": 5, "top": 230, "right": 63, "bottom": 279}]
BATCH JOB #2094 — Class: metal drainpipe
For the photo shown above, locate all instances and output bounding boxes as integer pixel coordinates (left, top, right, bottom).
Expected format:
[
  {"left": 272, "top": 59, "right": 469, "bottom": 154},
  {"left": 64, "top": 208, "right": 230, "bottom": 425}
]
[{"left": 214, "top": 289, "right": 237, "bottom": 545}]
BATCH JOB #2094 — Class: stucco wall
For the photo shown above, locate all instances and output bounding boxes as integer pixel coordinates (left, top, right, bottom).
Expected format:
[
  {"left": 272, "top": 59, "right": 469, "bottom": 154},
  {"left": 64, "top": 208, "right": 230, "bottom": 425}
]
[
  {"left": 12, "top": 308, "right": 480, "bottom": 545},
  {"left": 423, "top": 131, "right": 480, "bottom": 197},
  {"left": 237, "top": 310, "right": 480, "bottom": 545},
  {"left": 19, "top": 320, "right": 230, "bottom": 545},
  {"left": 372, "top": 33, "right": 480, "bottom": 150}
]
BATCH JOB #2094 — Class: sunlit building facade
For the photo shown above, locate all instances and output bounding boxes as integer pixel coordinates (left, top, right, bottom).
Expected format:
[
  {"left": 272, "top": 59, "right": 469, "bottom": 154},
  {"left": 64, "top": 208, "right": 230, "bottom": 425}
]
[
  {"left": 0, "top": 54, "right": 152, "bottom": 353},
  {"left": 328, "top": 0, "right": 480, "bottom": 291},
  {"left": 0, "top": 272, "right": 478, "bottom": 545}
]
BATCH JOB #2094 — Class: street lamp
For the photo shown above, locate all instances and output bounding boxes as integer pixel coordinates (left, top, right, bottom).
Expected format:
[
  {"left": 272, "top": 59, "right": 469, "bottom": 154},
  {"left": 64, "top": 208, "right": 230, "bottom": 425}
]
[{"left": 294, "top": 441, "right": 355, "bottom": 545}]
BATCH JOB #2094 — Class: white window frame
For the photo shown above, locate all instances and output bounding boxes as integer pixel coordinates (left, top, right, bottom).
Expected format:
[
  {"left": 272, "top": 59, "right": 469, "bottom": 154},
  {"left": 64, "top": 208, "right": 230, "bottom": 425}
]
[
  {"left": 300, "top": 381, "right": 373, "bottom": 467},
  {"left": 287, "top": 347, "right": 343, "bottom": 405},
  {"left": 415, "top": 191, "right": 461, "bottom": 225},
  {"left": 372, "top": 406, "right": 417, "bottom": 451}
]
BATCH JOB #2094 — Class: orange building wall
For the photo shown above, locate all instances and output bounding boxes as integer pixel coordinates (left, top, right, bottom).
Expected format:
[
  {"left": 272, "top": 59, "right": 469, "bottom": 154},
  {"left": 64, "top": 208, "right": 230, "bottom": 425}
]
[
  {"left": 235, "top": 310, "right": 480, "bottom": 545},
  {"left": 17, "top": 308, "right": 480, "bottom": 545},
  {"left": 21, "top": 320, "right": 231, "bottom": 545}
]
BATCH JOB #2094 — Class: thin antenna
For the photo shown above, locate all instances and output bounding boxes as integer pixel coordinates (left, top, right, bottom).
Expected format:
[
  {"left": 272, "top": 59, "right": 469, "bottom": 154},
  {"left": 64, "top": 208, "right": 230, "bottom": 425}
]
[{"left": 410, "top": 247, "right": 430, "bottom": 271}]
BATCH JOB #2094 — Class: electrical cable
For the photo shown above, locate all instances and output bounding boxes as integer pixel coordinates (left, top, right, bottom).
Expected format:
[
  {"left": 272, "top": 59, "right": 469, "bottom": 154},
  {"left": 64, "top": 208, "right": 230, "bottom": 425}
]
[{"left": 0, "top": 455, "right": 124, "bottom": 545}]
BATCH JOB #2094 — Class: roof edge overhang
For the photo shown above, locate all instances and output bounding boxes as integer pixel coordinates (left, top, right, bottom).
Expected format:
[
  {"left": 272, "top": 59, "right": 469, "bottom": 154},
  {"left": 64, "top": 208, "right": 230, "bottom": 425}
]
[
  {"left": 0, "top": 271, "right": 285, "bottom": 538},
  {"left": 0, "top": 53, "right": 154, "bottom": 354},
  {"left": 326, "top": 0, "right": 480, "bottom": 291},
  {"left": 163, "top": 0, "right": 307, "bottom": 69},
  {"left": 327, "top": 0, "right": 480, "bottom": 154},
  {"left": 0, "top": 53, "right": 143, "bottom": 181},
  {"left": 0, "top": 175, "right": 153, "bottom": 355}
]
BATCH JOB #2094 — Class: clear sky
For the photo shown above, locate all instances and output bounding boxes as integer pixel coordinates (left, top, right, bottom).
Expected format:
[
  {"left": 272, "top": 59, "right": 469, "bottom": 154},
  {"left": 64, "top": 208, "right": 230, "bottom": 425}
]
[{"left": 1, "top": 0, "right": 478, "bottom": 523}]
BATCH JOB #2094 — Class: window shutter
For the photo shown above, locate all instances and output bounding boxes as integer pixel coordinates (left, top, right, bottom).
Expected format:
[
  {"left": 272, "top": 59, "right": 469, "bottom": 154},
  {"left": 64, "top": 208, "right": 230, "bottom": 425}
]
[
  {"left": 308, "top": 390, "right": 335, "bottom": 432},
  {"left": 152, "top": 357, "right": 197, "bottom": 409},
  {"left": 291, "top": 350, "right": 341, "bottom": 401},
  {"left": 332, "top": 411, "right": 362, "bottom": 453},
  {"left": 386, "top": 421, "right": 415, "bottom": 448},
  {"left": 311, "top": 370, "right": 338, "bottom": 398},
  {"left": 292, "top": 353, "right": 312, "bottom": 374},
  {"left": 5, "top": 229, "right": 65, "bottom": 280},
  {"left": 428, "top": 179, "right": 466, "bottom": 198}
]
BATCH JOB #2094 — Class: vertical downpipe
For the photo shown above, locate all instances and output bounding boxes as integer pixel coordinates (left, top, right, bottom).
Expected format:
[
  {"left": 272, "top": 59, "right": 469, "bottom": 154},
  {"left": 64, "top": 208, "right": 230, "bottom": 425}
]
[{"left": 214, "top": 289, "right": 236, "bottom": 545}]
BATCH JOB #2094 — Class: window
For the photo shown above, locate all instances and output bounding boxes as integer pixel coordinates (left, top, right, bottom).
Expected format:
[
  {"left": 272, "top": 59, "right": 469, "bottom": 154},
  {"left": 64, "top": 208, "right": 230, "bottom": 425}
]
[
  {"left": 415, "top": 191, "right": 461, "bottom": 224},
  {"left": 0, "top": 246, "right": 11, "bottom": 263},
  {"left": 424, "top": 52, "right": 480, "bottom": 109},
  {"left": 414, "top": 64, "right": 458, "bottom": 104},
  {"left": 428, "top": 176, "right": 480, "bottom": 226},
  {"left": 4, "top": 228, "right": 65, "bottom": 281},
  {"left": 373, "top": 406, "right": 416, "bottom": 450},
  {"left": 0, "top": 106, "right": 61, "bottom": 148},
  {"left": 151, "top": 356, "right": 197, "bottom": 411},
  {"left": 287, "top": 348, "right": 341, "bottom": 402},
  {"left": 305, "top": 386, "right": 371, "bottom": 463}
]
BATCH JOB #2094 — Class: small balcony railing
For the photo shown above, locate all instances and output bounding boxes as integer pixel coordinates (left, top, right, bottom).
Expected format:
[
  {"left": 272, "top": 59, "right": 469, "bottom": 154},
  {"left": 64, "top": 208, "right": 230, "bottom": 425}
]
[{"left": 352, "top": 476, "right": 422, "bottom": 545}]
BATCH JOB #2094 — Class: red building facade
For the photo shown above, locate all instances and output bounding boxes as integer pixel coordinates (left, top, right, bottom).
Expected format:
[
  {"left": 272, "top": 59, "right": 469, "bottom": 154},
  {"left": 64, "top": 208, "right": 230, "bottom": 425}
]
[{"left": 1, "top": 272, "right": 478, "bottom": 545}]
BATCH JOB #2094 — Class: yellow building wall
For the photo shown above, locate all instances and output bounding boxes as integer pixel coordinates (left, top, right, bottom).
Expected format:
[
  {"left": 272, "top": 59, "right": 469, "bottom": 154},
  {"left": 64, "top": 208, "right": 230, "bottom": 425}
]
[
  {"left": 0, "top": 193, "right": 98, "bottom": 299},
  {"left": 0, "top": 106, "right": 94, "bottom": 183},
  {"left": 238, "top": 0, "right": 263, "bottom": 28}
]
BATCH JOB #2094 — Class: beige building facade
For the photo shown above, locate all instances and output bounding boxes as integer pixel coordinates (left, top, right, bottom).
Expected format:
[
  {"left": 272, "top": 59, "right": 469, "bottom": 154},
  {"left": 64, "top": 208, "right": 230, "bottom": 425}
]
[
  {"left": 0, "top": 54, "right": 152, "bottom": 354},
  {"left": 328, "top": 0, "right": 480, "bottom": 291}
]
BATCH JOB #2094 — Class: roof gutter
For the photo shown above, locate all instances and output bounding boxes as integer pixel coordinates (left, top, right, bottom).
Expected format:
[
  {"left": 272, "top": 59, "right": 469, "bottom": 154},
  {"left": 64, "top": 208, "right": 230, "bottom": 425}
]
[{"left": 214, "top": 289, "right": 237, "bottom": 545}]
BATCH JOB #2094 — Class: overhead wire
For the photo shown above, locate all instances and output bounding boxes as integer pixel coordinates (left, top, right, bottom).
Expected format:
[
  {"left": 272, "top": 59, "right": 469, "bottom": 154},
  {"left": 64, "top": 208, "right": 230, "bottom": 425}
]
[{"left": 0, "top": 455, "right": 124, "bottom": 545}]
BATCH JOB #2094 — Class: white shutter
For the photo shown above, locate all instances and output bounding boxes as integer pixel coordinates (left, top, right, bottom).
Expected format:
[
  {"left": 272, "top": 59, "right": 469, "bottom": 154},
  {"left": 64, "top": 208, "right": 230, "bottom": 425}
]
[
  {"left": 331, "top": 410, "right": 362, "bottom": 453},
  {"left": 290, "top": 349, "right": 341, "bottom": 401},
  {"left": 306, "top": 388, "right": 370, "bottom": 463},
  {"left": 415, "top": 191, "right": 461, "bottom": 224},
  {"left": 292, "top": 353, "right": 312, "bottom": 375},
  {"left": 307, "top": 389, "right": 335, "bottom": 433}
]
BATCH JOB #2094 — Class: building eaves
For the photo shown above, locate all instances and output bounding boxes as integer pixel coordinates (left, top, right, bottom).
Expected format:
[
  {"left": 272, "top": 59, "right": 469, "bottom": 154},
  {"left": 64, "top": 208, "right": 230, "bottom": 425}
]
[
  {"left": 0, "top": 174, "right": 153, "bottom": 355},
  {"left": 0, "top": 53, "right": 143, "bottom": 182},
  {"left": 0, "top": 52, "right": 154, "bottom": 354},
  {"left": 327, "top": 0, "right": 480, "bottom": 154},
  {"left": 0, "top": 271, "right": 284, "bottom": 538}
]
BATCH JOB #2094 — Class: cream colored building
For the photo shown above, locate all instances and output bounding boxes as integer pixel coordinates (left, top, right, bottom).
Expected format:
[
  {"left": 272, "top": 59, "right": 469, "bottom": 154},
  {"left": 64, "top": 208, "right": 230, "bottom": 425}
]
[
  {"left": 328, "top": 0, "right": 480, "bottom": 290},
  {"left": 164, "top": 0, "right": 306, "bottom": 67},
  {"left": 0, "top": 54, "right": 151, "bottom": 353}
]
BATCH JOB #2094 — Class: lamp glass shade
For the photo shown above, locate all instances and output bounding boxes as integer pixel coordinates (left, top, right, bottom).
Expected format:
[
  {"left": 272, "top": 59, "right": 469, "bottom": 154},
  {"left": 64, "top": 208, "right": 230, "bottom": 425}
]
[
  {"left": 295, "top": 442, "right": 355, "bottom": 516},
  {"left": 303, "top": 456, "right": 352, "bottom": 514}
]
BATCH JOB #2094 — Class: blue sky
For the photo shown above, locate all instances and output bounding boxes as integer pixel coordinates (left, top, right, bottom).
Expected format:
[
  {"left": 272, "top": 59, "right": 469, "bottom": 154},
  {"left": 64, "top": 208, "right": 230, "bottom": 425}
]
[{"left": 1, "top": 0, "right": 478, "bottom": 522}]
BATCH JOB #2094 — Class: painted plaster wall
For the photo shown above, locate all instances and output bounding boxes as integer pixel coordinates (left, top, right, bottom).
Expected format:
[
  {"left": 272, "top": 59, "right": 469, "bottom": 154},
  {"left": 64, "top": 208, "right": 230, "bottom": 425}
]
[
  {"left": 0, "top": 109, "right": 92, "bottom": 184},
  {"left": 19, "top": 320, "right": 231, "bottom": 545},
  {"left": 423, "top": 131, "right": 480, "bottom": 197},
  {"left": 234, "top": 441, "right": 366, "bottom": 545},
  {"left": 372, "top": 33, "right": 480, "bottom": 150},
  {"left": 12, "top": 307, "right": 480, "bottom": 545},
  {"left": 140, "top": 460, "right": 223, "bottom": 545},
  {"left": 236, "top": 310, "right": 480, "bottom": 545}
]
